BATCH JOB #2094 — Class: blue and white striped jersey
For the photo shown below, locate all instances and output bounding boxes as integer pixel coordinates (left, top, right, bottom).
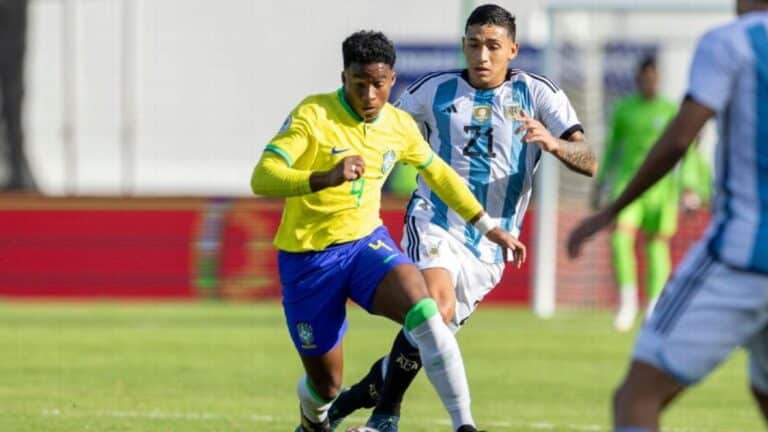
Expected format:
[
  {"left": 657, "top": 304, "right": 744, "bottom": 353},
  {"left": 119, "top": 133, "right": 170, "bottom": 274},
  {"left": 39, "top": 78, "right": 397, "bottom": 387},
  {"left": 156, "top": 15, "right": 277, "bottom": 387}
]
[
  {"left": 397, "top": 69, "right": 583, "bottom": 263},
  {"left": 693, "top": 12, "right": 768, "bottom": 273}
]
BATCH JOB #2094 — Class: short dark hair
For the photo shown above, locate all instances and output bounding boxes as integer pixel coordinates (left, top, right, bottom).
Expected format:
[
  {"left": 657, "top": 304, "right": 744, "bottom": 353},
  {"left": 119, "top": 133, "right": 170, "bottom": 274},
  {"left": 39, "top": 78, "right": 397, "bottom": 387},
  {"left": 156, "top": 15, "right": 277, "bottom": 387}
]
[
  {"left": 465, "top": 4, "right": 516, "bottom": 41},
  {"left": 342, "top": 31, "right": 396, "bottom": 68},
  {"left": 638, "top": 56, "right": 657, "bottom": 74}
]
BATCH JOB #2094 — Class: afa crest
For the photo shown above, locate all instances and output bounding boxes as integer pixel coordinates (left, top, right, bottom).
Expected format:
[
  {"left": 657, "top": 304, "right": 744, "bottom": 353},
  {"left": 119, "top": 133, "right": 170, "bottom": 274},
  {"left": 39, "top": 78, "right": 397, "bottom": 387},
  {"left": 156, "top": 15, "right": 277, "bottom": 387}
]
[
  {"left": 503, "top": 92, "right": 524, "bottom": 120},
  {"left": 382, "top": 150, "right": 396, "bottom": 174},
  {"left": 427, "top": 240, "right": 444, "bottom": 258},
  {"left": 472, "top": 105, "right": 492, "bottom": 123},
  {"left": 297, "top": 322, "right": 316, "bottom": 349}
]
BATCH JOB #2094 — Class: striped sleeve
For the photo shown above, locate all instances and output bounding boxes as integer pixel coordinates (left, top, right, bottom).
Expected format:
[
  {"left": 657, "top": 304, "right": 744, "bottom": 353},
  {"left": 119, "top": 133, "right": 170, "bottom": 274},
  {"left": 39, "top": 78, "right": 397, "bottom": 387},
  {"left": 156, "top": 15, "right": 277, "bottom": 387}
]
[
  {"left": 398, "top": 113, "right": 435, "bottom": 168},
  {"left": 530, "top": 76, "right": 583, "bottom": 140},
  {"left": 687, "top": 28, "right": 740, "bottom": 113},
  {"left": 395, "top": 80, "right": 429, "bottom": 123}
]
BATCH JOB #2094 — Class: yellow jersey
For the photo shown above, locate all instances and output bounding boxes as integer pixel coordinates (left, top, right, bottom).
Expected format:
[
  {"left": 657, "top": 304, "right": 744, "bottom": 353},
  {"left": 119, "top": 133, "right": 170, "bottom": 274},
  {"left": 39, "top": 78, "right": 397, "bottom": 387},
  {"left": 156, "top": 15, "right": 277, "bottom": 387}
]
[{"left": 254, "top": 88, "right": 481, "bottom": 252}]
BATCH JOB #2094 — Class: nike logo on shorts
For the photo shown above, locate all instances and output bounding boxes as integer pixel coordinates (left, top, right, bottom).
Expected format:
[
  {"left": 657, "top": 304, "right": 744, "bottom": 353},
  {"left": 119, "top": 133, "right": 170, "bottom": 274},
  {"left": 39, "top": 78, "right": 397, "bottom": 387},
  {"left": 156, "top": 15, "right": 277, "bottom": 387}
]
[{"left": 331, "top": 147, "right": 350, "bottom": 155}]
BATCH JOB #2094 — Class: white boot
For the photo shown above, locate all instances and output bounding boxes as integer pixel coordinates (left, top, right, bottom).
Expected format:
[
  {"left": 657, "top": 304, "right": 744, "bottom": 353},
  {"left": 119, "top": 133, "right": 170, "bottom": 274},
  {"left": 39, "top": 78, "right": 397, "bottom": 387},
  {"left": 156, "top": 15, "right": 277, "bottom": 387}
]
[{"left": 614, "top": 286, "right": 638, "bottom": 332}]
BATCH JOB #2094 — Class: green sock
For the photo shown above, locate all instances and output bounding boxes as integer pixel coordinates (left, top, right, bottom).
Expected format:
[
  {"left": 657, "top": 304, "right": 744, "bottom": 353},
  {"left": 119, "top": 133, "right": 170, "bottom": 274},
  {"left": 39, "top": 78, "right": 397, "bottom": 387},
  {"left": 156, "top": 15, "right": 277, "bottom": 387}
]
[
  {"left": 611, "top": 230, "right": 637, "bottom": 290},
  {"left": 646, "top": 238, "right": 671, "bottom": 301}
]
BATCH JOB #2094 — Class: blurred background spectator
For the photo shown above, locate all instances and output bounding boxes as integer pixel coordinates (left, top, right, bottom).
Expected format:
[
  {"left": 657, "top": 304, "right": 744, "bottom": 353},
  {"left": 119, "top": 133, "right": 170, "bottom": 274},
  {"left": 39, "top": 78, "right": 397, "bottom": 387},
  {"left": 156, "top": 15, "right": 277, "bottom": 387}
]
[{"left": 0, "top": 0, "right": 35, "bottom": 191}]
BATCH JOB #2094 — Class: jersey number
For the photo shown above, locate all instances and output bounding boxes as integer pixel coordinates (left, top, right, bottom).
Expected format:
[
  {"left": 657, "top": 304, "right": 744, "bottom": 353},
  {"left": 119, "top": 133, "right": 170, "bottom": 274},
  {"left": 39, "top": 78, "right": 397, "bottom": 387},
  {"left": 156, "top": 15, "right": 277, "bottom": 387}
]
[
  {"left": 462, "top": 126, "right": 496, "bottom": 158},
  {"left": 350, "top": 178, "right": 365, "bottom": 207}
]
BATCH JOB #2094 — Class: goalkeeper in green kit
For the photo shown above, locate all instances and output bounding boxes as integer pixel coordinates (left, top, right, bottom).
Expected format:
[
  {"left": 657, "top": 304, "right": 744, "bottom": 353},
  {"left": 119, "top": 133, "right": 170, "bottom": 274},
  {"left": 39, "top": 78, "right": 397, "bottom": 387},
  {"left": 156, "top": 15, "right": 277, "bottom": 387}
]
[{"left": 593, "top": 57, "right": 711, "bottom": 332}]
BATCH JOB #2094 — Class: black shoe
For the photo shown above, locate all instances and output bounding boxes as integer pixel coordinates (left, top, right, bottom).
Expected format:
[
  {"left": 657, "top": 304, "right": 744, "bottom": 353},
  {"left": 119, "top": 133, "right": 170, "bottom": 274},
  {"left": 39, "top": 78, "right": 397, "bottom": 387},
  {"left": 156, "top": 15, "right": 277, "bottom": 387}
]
[
  {"left": 328, "top": 358, "right": 385, "bottom": 429},
  {"left": 327, "top": 388, "right": 350, "bottom": 430},
  {"left": 295, "top": 406, "right": 330, "bottom": 432},
  {"left": 365, "top": 413, "right": 400, "bottom": 432},
  {"left": 456, "top": 425, "right": 478, "bottom": 432}
]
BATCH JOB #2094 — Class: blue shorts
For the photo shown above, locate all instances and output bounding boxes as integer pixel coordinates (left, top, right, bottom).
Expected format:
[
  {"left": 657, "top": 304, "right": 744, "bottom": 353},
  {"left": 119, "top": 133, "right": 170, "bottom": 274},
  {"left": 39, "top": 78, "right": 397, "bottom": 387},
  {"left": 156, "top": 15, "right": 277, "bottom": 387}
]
[{"left": 279, "top": 226, "right": 413, "bottom": 357}]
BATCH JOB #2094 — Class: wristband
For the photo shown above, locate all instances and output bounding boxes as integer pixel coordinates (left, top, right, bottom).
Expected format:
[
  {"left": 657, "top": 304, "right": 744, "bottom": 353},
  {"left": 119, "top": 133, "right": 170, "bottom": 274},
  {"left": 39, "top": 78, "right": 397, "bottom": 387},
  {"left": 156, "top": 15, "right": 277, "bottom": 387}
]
[{"left": 473, "top": 213, "right": 497, "bottom": 236}]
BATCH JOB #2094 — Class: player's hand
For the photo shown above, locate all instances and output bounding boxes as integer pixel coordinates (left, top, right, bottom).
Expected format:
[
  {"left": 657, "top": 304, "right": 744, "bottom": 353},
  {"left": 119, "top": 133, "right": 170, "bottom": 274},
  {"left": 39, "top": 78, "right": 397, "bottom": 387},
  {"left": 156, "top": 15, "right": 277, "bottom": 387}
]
[
  {"left": 310, "top": 155, "right": 365, "bottom": 191},
  {"left": 485, "top": 227, "right": 527, "bottom": 268},
  {"left": 567, "top": 208, "right": 614, "bottom": 258},
  {"left": 514, "top": 110, "right": 559, "bottom": 153},
  {"left": 330, "top": 155, "right": 366, "bottom": 185},
  {"left": 681, "top": 189, "right": 702, "bottom": 213}
]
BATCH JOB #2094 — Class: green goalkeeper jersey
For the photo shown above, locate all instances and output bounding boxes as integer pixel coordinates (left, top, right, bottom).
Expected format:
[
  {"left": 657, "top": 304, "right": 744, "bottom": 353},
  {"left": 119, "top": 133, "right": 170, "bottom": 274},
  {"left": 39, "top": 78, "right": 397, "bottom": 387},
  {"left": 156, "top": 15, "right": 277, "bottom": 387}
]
[{"left": 599, "top": 94, "right": 679, "bottom": 199}]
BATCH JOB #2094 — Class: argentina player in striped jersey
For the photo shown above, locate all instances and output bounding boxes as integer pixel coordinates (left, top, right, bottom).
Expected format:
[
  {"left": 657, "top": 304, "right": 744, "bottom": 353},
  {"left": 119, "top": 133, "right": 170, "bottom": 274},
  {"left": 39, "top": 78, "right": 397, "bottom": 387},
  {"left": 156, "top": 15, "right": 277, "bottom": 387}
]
[
  {"left": 253, "top": 30, "right": 527, "bottom": 432},
  {"left": 568, "top": 1, "right": 768, "bottom": 430},
  {"left": 331, "top": 4, "right": 597, "bottom": 431}
]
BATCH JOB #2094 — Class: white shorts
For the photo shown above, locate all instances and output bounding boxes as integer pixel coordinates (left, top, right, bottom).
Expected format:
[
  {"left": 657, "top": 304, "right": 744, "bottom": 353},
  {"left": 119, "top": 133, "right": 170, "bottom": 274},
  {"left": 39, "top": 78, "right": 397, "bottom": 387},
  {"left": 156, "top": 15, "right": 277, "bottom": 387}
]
[
  {"left": 633, "top": 241, "right": 768, "bottom": 389},
  {"left": 401, "top": 216, "right": 504, "bottom": 332}
]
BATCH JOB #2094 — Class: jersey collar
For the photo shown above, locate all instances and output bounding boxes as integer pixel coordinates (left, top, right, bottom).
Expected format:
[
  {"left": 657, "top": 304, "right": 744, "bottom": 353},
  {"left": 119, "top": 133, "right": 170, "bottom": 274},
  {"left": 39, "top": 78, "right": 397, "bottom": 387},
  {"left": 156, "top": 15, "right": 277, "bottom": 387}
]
[
  {"left": 336, "top": 88, "right": 382, "bottom": 124},
  {"left": 460, "top": 69, "right": 514, "bottom": 91}
]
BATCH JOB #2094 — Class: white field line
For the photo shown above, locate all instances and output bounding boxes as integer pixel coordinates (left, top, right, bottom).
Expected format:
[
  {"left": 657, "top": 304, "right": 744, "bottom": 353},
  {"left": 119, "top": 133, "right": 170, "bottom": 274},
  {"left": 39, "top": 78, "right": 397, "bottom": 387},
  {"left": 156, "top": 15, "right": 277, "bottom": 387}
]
[{"left": 40, "top": 408, "right": 710, "bottom": 432}]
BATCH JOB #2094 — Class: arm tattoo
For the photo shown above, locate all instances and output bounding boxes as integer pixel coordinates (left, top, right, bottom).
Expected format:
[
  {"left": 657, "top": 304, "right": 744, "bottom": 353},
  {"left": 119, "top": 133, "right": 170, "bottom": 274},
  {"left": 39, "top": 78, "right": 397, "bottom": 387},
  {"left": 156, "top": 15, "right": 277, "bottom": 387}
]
[{"left": 553, "top": 138, "right": 597, "bottom": 177}]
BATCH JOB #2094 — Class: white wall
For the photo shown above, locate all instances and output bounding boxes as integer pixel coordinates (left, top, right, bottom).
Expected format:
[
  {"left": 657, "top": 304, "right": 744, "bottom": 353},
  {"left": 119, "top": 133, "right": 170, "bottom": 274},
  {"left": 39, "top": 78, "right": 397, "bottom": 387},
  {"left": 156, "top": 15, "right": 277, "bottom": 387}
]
[{"left": 23, "top": 0, "right": 731, "bottom": 196}]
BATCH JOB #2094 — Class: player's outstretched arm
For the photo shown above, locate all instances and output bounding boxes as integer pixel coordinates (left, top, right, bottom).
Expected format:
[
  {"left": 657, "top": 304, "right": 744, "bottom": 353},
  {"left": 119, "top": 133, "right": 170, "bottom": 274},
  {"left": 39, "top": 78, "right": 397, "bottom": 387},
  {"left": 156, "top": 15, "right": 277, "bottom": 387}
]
[
  {"left": 515, "top": 111, "right": 597, "bottom": 177},
  {"left": 251, "top": 153, "right": 365, "bottom": 197},
  {"left": 567, "top": 98, "right": 714, "bottom": 258},
  {"left": 419, "top": 155, "right": 526, "bottom": 266}
]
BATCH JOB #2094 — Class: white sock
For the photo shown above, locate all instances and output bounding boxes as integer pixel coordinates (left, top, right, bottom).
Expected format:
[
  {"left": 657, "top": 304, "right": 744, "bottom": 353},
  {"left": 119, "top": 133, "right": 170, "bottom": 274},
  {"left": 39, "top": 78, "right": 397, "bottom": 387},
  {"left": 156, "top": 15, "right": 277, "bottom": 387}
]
[
  {"left": 409, "top": 314, "right": 474, "bottom": 429},
  {"left": 297, "top": 375, "right": 333, "bottom": 423},
  {"left": 614, "top": 285, "right": 639, "bottom": 331},
  {"left": 619, "top": 285, "right": 638, "bottom": 311}
]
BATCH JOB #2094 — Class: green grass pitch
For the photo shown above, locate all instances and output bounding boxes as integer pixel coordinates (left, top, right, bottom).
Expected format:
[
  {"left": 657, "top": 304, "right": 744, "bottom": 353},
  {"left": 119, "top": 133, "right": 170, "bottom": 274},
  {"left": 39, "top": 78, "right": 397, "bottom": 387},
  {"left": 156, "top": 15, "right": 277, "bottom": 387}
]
[{"left": 0, "top": 302, "right": 761, "bottom": 431}]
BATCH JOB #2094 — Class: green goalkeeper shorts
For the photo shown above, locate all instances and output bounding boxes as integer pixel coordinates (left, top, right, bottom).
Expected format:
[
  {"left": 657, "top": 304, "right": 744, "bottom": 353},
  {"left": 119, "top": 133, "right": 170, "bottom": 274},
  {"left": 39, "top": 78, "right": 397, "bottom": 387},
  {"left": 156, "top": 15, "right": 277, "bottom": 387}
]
[{"left": 616, "top": 191, "right": 678, "bottom": 236}]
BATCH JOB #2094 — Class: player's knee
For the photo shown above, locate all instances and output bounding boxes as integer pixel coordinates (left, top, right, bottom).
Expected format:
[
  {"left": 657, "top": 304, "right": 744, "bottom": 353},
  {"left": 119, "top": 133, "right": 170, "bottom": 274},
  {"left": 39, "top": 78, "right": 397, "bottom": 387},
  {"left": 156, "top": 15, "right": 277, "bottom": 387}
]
[
  {"left": 423, "top": 271, "right": 456, "bottom": 324},
  {"left": 396, "top": 265, "right": 430, "bottom": 302},
  {"left": 404, "top": 298, "right": 440, "bottom": 331},
  {"left": 436, "top": 299, "right": 455, "bottom": 325},
  {"left": 430, "top": 283, "right": 456, "bottom": 324}
]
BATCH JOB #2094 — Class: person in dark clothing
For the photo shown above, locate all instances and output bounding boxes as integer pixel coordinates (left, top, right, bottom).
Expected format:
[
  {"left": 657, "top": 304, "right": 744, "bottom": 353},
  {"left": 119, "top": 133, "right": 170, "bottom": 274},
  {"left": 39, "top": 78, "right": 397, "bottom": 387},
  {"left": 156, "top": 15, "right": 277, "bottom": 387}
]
[{"left": 0, "top": 0, "right": 35, "bottom": 191}]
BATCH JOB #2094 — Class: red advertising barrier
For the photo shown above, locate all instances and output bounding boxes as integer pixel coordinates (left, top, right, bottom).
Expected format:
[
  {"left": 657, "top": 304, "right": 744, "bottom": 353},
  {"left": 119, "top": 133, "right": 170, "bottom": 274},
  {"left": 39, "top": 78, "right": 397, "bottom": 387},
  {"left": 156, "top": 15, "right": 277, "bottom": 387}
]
[
  {"left": 0, "top": 197, "right": 532, "bottom": 303},
  {"left": 0, "top": 199, "right": 203, "bottom": 298},
  {"left": 216, "top": 199, "right": 532, "bottom": 303}
]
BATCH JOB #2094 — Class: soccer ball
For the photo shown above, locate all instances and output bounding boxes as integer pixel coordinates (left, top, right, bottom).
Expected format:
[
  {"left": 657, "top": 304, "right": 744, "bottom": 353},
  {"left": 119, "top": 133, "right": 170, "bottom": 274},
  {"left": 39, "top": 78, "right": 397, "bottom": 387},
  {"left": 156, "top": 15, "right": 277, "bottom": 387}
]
[{"left": 345, "top": 427, "right": 379, "bottom": 432}]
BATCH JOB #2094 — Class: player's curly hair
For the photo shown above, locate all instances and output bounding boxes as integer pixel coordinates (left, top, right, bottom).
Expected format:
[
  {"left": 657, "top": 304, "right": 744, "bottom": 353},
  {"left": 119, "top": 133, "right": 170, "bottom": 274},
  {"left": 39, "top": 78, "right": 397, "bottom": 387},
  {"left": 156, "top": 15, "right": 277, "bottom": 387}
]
[
  {"left": 342, "top": 30, "right": 396, "bottom": 68},
  {"left": 465, "top": 4, "right": 516, "bottom": 41}
]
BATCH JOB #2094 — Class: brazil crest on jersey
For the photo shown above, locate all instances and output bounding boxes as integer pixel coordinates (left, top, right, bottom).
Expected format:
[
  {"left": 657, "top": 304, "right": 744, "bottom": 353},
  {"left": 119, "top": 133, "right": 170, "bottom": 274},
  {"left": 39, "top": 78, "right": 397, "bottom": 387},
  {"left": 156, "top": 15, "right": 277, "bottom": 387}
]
[{"left": 398, "top": 69, "right": 583, "bottom": 263}]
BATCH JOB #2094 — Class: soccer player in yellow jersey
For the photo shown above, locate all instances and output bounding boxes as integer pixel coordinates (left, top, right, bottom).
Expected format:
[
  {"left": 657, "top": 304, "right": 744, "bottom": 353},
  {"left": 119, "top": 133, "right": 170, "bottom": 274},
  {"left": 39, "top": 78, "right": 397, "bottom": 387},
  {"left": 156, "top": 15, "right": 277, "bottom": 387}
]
[{"left": 251, "top": 31, "right": 525, "bottom": 432}]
